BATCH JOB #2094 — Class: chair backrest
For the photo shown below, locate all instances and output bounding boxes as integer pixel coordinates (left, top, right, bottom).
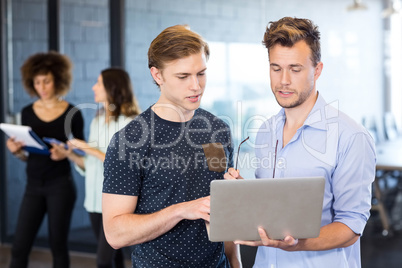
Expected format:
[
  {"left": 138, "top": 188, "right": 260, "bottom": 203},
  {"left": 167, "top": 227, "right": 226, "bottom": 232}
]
[
  {"left": 362, "top": 116, "right": 380, "bottom": 144},
  {"left": 384, "top": 112, "right": 400, "bottom": 141}
]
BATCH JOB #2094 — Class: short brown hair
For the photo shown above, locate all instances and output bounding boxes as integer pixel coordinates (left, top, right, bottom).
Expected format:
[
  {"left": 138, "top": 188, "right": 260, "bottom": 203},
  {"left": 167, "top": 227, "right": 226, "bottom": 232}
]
[
  {"left": 263, "top": 17, "right": 321, "bottom": 66},
  {"left": 148, "top": 24, "right": 209, "bottom": 79},
  {"left": 101, "top": 67, "right": 141, "bottom": 120},
  {"left": 20, "top": 51, "right": 73, "bottom": 97}
]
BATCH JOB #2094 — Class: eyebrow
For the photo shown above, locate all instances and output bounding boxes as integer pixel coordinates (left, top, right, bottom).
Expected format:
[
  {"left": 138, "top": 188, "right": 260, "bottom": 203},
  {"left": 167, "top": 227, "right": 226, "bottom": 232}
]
[
  {"left": 174, "top": 68, "right": 207, "bottom": 76},
  {"left": 34, "top": 77, "right": 52, "bottom": 82},
  {"left": 270, "top": 63, "right": 303, "bottom": 68}
]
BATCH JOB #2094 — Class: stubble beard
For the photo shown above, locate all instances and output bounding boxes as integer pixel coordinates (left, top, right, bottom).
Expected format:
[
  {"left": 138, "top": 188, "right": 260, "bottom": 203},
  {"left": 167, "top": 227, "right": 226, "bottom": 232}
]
[{"left": 274, "top": 87, "right": 314, "bottom": 109}]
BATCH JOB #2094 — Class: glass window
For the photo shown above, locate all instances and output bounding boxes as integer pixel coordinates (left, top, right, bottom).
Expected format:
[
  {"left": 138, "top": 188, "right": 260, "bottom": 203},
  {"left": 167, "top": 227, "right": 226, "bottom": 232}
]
[{"left": 202, "top": 42, "right": 280, "bottom": 178}]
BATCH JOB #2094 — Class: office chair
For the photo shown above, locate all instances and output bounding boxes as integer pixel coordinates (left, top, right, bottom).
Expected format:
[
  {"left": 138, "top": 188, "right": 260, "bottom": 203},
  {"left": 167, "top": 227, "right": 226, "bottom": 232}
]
[{"left": 384, "top": 112, "right": 400, "bottom": 141}]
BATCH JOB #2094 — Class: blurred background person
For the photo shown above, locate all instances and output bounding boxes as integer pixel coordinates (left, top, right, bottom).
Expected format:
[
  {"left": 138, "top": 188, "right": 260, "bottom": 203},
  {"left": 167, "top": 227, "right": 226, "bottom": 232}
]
[
  {"left": 54, "top": 67, "right": 140, "bottom": 268},
  {"left": 5, "top": 51, "right": 84, "bottom": 268}
]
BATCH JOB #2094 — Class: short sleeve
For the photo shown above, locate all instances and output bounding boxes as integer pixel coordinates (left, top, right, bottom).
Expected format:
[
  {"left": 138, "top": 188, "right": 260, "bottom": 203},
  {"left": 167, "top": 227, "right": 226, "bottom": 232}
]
[
  {"left": 103, "top": 117, "right": 149, "bottom": 196},
  {"left": 70, "top": 106, "right": 84, "bottom": 140}
]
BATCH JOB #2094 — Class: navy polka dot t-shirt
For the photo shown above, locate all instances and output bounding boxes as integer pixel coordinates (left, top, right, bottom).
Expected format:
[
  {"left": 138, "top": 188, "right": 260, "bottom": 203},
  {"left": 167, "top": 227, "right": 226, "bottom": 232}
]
[{"left": 103, "top": 107, "right": 234, "bottom": 268}]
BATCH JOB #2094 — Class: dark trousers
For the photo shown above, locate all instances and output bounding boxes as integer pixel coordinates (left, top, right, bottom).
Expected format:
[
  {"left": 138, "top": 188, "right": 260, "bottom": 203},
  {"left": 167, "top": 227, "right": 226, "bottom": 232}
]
[
  {"left": 10, "top": 175, "right": 76, "bottom": 268},
  {"left": 89, "top": 212, "right": 125, "bottom": 268}
]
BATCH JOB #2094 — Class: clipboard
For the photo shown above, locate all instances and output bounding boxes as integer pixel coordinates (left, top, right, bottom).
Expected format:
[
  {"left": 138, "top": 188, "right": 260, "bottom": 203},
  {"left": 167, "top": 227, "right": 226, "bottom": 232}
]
[
  {"left": 0, "top": 123, "right": 50, "bottom": 155},
  {"left": 43, "top": 137, "right": 86, "bottom": 156}
]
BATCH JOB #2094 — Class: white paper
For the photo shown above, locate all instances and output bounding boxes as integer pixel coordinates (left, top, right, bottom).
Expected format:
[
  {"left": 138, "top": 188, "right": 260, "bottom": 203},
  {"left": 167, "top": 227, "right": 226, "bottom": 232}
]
[{"left": 0, "top": 123, "right": 46, "bottom": 150}]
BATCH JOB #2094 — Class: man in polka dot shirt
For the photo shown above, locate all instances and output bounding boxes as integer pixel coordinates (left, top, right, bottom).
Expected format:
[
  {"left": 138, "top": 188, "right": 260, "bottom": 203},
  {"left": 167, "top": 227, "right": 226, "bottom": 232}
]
[{"left": 102, "top": 25, "right": 242, "bottom": 268}]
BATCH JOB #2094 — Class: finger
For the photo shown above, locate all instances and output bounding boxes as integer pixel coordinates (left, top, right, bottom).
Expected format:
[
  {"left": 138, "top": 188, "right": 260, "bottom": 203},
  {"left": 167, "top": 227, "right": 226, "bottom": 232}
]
[
  {"left": 229, "top": 167, "right": 239, "bottom": 178},
  {"left": 231, "top": 168, "right": 244, "bottom": 179},
  {"left": 234, "top": 240, "right": 262, "bottom": 246},
  {"left": 224, "top": 168, "right": 238, "bottom": 180},
  {"left": 223, "top": 172, "right": 235, "bottom": 180},
  {"left": 283, "top": 236, "right": 298, "bottom": 246},
  {"left": 67, "top": 140, "right": 79, "bottom": 149},
  {"left": 49, "top": 150, "right": 57, "bottom": 160},
  {"left": 51, "top": 144, "right": 62, "bottom": 151},
  {"left": 258, "top": 227, "right": 272, "bottom": 246}
]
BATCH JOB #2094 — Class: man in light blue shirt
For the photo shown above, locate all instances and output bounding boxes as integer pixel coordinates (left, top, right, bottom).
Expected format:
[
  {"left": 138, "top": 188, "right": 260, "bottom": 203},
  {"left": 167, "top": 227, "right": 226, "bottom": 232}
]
[{"left": 225, "top": 17, "right": 376, "bottom": 267}]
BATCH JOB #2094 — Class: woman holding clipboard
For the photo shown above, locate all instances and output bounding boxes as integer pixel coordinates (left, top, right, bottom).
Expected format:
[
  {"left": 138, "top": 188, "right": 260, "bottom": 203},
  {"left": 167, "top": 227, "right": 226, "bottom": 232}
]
[{"left": 5, "top": 51, "right": 84, "bottom": 268}]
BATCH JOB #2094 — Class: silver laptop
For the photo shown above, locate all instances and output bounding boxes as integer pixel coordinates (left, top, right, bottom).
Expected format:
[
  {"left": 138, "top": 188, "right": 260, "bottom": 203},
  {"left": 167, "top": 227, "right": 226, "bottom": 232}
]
[{"left": 208, "top": 177, "right": 325, "bottom": 242}]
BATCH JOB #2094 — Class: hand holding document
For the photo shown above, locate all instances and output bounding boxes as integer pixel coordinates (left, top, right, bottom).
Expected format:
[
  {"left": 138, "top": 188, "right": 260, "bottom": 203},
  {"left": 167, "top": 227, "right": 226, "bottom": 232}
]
[
  {"left": 0, "top": 123, "right": 49, "bottom": 154},
  {"left": 43, "top": 137, "right": 85, "bottom": 156}
]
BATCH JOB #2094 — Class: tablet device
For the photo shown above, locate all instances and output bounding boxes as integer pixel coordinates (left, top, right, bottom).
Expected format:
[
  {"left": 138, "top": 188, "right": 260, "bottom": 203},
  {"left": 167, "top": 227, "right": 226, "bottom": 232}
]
[
  {"left": 43, "top": 137, "right": 86, "bottom": 156},
  {"left": 208, "top": 177, "right": 325, "bottom": 242}
]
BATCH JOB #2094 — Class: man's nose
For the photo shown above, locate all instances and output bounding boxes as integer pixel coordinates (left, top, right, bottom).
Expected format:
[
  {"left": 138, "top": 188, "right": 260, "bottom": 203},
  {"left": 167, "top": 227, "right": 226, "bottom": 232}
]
[
  {"left": 281, "top": 70, "right": 291, "bottom": 85},
  {"left": 190, "top": 76, "right": 201, "bottom": 90}
]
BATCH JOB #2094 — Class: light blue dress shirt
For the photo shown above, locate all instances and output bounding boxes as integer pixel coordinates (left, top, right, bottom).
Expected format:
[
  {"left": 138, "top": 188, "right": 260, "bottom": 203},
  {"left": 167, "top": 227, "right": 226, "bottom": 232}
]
[{"left": 253, "top": 94, "right": 376, "bottom": 268}]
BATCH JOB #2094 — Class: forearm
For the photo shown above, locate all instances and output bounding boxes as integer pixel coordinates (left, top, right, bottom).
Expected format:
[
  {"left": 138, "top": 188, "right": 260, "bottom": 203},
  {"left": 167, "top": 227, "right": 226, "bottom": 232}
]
[
  {"left": 67, "top": 152, "right": 85, "bottom": 169},
  {"left": 67, "top": 147, "right": 104, "bottom": 169},
  {"left": 104, "top": 194, "right": 210, "bottom": 249},
  {"left": 105, "top": 203, "right": 183, "bottom": 249},
  {"left": 294, "top": 222, "right": 359, "bottom": 251},
  {"left": 85, "top": 147, "right": 105, "bottom": 162},
  {"left": 224, "top": 241, "right": 242, "bottom": 268}
]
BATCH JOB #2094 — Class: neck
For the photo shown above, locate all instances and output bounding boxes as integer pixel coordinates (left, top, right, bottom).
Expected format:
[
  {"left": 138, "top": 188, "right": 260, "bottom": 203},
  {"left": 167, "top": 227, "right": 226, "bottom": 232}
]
[
  {"left": 102, "top": 102, "right": 111, "bottom": 123},
  {"left": 39, "top": 97, "right": 61, "bottom": 108},
  {"left": 152, "top": 102, "right": 194, "bottom": 122},
  {"left": 284, "top": 91, "right": 318, "bottom": 129}
]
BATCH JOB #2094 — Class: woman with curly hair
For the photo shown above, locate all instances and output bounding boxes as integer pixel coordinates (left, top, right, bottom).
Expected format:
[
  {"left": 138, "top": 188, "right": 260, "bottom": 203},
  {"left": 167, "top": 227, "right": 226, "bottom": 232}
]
[
  {"left": 53, "top": 67, "right": 140, "bottom": 268},
  {"left": 6, "top": 51, "right": 84, "bottom": 268}
]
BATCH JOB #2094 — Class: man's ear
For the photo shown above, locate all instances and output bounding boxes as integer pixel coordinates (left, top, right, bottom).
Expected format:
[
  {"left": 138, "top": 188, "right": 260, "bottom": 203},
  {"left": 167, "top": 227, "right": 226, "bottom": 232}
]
[
  {"left": 314, "top": 62, "right": 323, "bottom": 80},
  {"left": 150, "top": 67, "right": 163, "bottom": 86}
]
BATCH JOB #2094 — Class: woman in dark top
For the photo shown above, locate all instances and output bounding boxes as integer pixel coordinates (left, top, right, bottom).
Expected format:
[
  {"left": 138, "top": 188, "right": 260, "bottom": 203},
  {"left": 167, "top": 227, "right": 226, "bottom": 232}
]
[{"left": 5, "top": 51, "right": 84, "bottom": 268}]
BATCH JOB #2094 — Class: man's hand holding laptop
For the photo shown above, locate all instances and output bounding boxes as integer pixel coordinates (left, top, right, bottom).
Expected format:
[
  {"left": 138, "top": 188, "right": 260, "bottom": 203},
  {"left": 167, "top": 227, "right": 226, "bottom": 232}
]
[{"left": 223, "top": 167, "right": 300, "bottom": 250}]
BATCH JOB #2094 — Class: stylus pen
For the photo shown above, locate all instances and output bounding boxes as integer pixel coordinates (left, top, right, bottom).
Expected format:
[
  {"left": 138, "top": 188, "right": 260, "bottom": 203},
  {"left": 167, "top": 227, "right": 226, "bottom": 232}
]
[
  {"left": 235, "top": 136, "right": 249, "bottom": 170},
  {"left": 273, "top": 139, "right": 278, "bottom": 178}
]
